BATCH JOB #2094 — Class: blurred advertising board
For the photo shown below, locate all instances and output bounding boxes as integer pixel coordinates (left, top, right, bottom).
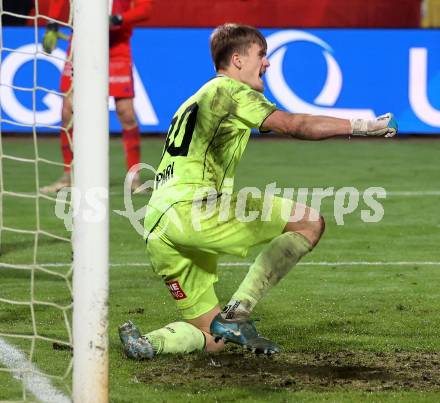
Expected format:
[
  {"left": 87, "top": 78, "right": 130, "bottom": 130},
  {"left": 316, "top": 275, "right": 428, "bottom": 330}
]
[{"left": 1, "top": 28, "right": 439, "bottom": 134}]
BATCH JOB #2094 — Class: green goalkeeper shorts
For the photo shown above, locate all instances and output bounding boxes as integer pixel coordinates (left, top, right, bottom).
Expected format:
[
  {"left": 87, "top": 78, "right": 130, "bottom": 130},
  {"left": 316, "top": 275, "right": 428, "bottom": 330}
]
[{"left": 146, "top": 193, "right": 294, "bottom": 320}]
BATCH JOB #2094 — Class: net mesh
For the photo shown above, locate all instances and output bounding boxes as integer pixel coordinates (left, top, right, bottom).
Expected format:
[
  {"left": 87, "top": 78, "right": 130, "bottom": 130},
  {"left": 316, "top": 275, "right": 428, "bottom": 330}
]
[{"left": 0, "top": 1, "right": 74, "bottom": 400}]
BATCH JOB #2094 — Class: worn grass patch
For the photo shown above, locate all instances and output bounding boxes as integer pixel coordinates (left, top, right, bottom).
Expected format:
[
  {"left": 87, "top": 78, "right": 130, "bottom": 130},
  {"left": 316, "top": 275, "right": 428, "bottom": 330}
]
[{"left": 136, "top": 350, "right": 440, "bottom": 392}]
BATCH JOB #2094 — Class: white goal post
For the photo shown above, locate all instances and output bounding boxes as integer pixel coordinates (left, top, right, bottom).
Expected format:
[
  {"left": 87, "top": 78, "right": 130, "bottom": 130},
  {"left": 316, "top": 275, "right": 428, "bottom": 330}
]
[{"left": 72, "top": 0, "right": 109, "bottom": 402}]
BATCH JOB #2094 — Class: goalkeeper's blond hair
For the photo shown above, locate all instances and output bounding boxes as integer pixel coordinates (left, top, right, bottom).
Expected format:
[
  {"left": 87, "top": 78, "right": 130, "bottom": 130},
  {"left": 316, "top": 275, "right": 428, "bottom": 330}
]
[{"left": 210, "top": 23, "right": 267, "bottom": 71}]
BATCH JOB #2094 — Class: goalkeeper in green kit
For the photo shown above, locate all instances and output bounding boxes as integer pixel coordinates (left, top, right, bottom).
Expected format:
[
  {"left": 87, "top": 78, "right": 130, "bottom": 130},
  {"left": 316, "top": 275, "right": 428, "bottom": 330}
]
[{"left": 119, "top": 23, "right": 398, "bottom": 358}]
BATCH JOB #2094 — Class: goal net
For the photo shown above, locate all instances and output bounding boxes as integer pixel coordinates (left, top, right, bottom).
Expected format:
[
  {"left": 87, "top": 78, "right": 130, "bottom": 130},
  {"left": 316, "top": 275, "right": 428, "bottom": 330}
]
[{"left": 0, "top": 1, "right": 109, "bottom": 401}]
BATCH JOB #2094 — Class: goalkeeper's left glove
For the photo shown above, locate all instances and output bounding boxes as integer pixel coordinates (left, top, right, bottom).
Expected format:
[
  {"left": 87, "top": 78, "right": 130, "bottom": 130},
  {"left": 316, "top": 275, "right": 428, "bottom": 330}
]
[
  {"left": 42, "top": 22, "right": 69, "bottom": 54},
  {"left": 43, "top": 22, "right": 60, "bottom": 53},
  {"left": 350, "top": 113, "right": 398, "bottom": 137},
  {"left": 110, "top": 14, "right": 123, "bottom": 29}
]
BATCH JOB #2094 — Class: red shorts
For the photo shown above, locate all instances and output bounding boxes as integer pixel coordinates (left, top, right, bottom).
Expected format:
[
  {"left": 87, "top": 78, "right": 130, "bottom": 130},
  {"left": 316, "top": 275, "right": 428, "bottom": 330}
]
[{"left": 60, "top": 57, "right": 135, "bottom": 98}]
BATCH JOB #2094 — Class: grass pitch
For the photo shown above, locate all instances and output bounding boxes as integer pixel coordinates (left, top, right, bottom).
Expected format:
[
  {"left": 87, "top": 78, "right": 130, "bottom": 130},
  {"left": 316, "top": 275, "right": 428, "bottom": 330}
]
[{"left": 1, "top": 136, "right": 440, "bottom": 402}]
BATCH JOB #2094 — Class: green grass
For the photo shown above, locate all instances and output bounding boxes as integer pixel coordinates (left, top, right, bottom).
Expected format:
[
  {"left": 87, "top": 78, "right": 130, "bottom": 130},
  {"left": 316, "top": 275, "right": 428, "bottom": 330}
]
[{"left": 1, "top": 136, "right": 440, "bottom": 402}]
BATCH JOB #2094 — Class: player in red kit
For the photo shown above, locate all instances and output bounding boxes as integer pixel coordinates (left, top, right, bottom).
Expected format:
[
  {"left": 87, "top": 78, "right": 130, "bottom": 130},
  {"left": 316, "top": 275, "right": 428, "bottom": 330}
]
[{"left": 40, "top": 0, "right": 153, "bottom": 193}]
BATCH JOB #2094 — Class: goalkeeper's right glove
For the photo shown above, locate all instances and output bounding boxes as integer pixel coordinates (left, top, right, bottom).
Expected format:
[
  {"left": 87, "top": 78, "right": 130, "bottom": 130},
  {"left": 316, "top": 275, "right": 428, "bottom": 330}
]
[
  {"left": 43, "top": 22, "right": 68, "bottom": 54},
  {"left": 350, "top": 113, "right": 398, "bottom": 137}
]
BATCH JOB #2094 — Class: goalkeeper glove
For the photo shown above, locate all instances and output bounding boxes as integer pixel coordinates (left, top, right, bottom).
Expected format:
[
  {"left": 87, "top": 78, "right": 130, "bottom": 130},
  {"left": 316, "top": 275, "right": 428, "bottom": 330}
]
[
  {"left": 350, "top": 113, "right": 398, "bottom": 137},
  {"left": 42, "top": 22, "right": 69, "bottom": 54},
  {"left": 110, "top": 14, "right": 123, "bottom": 29},
  {"left": 43, "top": 22, "right": 59, "bottom": 53}
]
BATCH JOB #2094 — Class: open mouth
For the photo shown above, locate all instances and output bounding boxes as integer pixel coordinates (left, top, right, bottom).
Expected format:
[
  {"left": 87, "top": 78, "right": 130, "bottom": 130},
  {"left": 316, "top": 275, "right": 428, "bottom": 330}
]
[{"left": 259, "top": 70, "right": 265, "bottom": 78}]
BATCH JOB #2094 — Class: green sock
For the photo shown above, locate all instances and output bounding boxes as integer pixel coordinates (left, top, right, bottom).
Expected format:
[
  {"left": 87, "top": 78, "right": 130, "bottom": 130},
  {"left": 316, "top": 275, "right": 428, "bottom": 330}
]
[
  {"left": 224, "top": 232, "right": 312, "bottom": 317},
  {"left": 144, "top": 321, "right": 206, "bottom": 355}
]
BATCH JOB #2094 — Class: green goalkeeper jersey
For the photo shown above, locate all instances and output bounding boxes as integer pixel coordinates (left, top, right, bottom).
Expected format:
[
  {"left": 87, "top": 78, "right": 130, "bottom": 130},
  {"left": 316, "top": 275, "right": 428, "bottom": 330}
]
[{"left": 144, "top": 75, "right": 276, "bottom": 234}]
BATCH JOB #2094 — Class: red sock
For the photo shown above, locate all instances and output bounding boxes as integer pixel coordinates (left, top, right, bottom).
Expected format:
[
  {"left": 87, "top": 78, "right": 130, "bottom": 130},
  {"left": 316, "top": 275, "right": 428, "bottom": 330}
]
[
  {"left": 122, "top": 126, "right": 141, "bottom": 171},
  {"left": 60, "top": 128, "right": 73, "bottom": 173}
]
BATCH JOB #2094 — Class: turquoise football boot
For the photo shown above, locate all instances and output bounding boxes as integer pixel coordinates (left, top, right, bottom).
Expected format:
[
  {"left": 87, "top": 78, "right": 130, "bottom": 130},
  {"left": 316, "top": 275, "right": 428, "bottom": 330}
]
[
  {"left": 210, "top": 313, "right": 280, "bottom": 355},
  {"left": 118, "top": 320, "right": 155, "bottom": 360}
]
